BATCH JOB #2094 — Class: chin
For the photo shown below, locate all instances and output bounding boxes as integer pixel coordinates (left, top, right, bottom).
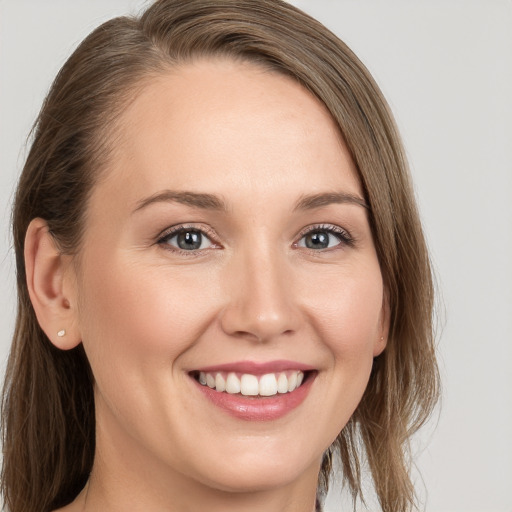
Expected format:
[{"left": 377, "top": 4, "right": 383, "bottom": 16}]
[
  {"left": 190, "top": 440, "right": 322, "bottom": 494},
  {"left": 202, "top": 466, "right": 311, "bottom": 494}
]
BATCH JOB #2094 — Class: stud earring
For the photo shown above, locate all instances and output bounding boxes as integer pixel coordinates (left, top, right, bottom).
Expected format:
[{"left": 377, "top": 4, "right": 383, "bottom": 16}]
[{"left": 57, "top": 330, "right": 66, "bottom": 337}]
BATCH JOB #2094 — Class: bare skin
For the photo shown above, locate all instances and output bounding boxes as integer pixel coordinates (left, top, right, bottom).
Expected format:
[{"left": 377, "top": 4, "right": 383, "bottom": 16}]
[{"left": 28, "top": 58, "right": 388, "bottom": 512}]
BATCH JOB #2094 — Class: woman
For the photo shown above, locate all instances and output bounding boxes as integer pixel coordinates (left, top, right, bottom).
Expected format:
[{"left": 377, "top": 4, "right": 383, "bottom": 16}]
[{"left": 1, "top": 1, "right": 439, "bottom": 511}]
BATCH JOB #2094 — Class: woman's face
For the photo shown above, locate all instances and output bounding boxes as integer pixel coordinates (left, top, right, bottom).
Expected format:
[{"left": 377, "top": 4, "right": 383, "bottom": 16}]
[{"left": 71, "top": 59, "right": 387, "bottom": 496}]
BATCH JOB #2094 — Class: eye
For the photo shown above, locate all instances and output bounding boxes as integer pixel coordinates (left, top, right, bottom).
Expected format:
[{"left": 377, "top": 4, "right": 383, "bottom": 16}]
[
  {"left": 296, "top": 225, "right": 353, "bottom": 250},
  {"left": 158, "top": 227, "right": 215, "bottom": 252}
]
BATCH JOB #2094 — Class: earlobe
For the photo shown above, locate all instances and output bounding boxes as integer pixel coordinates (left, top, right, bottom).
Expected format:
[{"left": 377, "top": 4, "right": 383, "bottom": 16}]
[
  {"left": 373, "top": 335, "right": 387, "bottom": 357},
  {"left": 373, "top": 292, "right": 390, "bottom": 357},
  {"left": 24, "top": 218, "right": 81, "bottom": 350}
]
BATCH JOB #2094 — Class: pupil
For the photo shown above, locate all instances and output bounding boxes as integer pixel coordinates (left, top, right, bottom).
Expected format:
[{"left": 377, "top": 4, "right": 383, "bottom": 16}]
[
  {"left": 306, "top": 231, "right": 329, "bottom": 249},
  {"left": 177, "top": 231, "right": 202, "bottom": 250}
]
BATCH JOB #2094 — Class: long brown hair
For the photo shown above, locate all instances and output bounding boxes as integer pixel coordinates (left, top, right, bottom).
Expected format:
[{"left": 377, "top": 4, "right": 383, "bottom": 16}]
[{"left": 2, "top": 1, "right": 439, "bottom": 511}]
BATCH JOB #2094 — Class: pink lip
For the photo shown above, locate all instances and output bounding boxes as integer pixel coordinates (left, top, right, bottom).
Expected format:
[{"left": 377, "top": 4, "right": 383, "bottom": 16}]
[
  {"left": 191, "top": 367, "right": 316, "bottom": 422},
  {"left": 194, "top": 359, "right": 315, "bottom": 375}
]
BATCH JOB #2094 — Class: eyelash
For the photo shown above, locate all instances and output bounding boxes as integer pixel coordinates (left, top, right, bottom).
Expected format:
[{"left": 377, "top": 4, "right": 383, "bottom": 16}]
[
  {"left": 156, "top": 223, "right": 355, "bottom": 255},
  {"left": 156, "top": 224, "right": 220, "bottom": 256},
  {"left": 294, "top": 224, "right": 355, "bottom": 251}
]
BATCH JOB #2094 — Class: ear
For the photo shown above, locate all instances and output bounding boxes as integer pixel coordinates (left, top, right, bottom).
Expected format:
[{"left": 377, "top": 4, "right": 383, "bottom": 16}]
[
  {"left": 25, "top": 218, "right": 81, "bottom": 350},
  {"left": 373, "top": 290, "right": 390, "bottom": 357}
]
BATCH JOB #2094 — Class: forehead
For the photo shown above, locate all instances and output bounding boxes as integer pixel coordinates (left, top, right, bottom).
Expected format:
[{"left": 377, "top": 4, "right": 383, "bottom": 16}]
[{"left": 94, "top": 58, "right": 361, "bottom": 212}]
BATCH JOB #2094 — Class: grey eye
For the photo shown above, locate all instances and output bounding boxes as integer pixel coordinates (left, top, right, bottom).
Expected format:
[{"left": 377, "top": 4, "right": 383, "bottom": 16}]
[
  {"left": 299, "top": 230, "right": 341, "bottom": 250},
  {"left": 165, "top": 230, "right": 213, "bottom": 251}
]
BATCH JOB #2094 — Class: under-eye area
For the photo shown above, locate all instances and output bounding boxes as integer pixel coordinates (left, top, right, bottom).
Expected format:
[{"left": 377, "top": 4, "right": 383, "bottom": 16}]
[{"left": 190, "top": 370, "right": 316, "bottom": 397}]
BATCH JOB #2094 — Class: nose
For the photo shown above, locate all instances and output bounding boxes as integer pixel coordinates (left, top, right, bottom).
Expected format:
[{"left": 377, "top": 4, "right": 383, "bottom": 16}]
[{"left": 219, "top": 247, "right": 301, "bottom": 343}]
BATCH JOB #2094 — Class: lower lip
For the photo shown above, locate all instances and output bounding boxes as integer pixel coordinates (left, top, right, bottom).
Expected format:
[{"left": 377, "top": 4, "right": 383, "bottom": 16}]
[{"left": 193, "top": 373, "right": 316, "bottom": 421}]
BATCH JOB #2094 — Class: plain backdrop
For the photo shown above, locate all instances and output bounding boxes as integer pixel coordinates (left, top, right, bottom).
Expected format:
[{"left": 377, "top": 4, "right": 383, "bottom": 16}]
[{"left": 1, "top": 1, "right": 511, "bottom": 511}]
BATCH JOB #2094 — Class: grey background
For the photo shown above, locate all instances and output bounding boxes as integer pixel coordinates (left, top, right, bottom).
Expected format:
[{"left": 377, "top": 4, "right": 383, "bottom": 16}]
[{"left": 1, "top": 1, "right": 511, "bottom": 511}]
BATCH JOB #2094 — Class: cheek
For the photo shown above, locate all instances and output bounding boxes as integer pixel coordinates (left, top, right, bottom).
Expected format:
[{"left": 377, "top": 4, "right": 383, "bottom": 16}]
[
  {"left": 301, "top": 261, "right": 383, "bottom": 413},
  {"left": 75, "top": 257, "right": 220, "bottom": 387},
  {"left": 302, "top": 262, "right": 384, "bottom": 356}
]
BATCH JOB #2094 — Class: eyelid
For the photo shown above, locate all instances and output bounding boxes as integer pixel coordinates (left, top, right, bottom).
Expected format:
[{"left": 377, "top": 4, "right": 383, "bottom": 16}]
[
  {"left": 154, "top": 222, "right": 355, "bottom": 254},
  {"left": 156, "top": 223, "right": 221, "bottom": 252},
  {"left": 294, "top": 223, "right": 355, "bottom": 249}
]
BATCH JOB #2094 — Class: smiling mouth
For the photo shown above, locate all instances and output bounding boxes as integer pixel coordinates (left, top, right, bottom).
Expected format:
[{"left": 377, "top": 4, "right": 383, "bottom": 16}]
[{"left": 190, "top": 370, "right": 310, "bottom": 397}]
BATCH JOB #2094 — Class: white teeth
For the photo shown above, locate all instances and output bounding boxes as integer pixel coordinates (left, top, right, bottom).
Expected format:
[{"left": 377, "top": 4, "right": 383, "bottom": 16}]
[
  {"left": 206, "top": 373, "right": 216, "bottom": 388},
  {"left": 277, "top": 372, "right": 288, "bottom": 394},
  {"left": 259, "top": 373, "right": 278, "bottom": 396},
  {"left": 226, "top": 372, "right": 241, "bottom": 394},
  {"left": 240, "top": 374, "right": 259, "bottom": 396},
  {"left": 215, "top": 373, "right": 226, "bottom": 392},
  {"left": 287, "top": 371, "right": 297, "bottom": 392},
  {"left": 197, "top": 370, "right": 306, "bottom": 396}
]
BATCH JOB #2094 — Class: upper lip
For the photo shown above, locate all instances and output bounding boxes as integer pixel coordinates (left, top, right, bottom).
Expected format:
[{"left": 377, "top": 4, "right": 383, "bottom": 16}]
[{"left": 193, "top": 360, "right": 315, "bottom": 375}]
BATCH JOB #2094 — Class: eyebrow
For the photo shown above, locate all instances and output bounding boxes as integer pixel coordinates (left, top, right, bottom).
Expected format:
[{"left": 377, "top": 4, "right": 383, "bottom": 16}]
[
  {"left": 294, "top": 192, "right": 369, "bottom": 211},
  {"left": 133, "top": 189, "right": 369, "bottom": 214},
  {"left": 133, "top": 190, "right": 228, "bottom": 213}
]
